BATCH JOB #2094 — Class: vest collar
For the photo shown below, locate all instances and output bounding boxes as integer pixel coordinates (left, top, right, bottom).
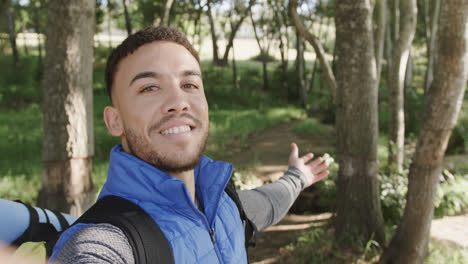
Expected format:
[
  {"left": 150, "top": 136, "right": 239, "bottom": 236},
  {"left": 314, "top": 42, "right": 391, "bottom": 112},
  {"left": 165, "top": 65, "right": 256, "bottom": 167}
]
[{"left": 98, "top": 144, "right": 233, "bottom": 221}]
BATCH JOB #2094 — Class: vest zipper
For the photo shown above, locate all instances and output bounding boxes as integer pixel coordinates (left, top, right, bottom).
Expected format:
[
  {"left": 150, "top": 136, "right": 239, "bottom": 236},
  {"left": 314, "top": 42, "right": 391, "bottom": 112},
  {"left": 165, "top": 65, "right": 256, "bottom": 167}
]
[{"left": 206, "top": 224, "right": 223, "bottom": 263}]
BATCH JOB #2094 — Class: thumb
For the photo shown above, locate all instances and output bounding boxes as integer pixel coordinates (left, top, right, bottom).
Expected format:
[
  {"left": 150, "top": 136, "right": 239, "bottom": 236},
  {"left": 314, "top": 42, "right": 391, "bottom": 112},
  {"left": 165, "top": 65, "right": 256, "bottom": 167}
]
[{"left": 289, "top": 142, "right": 299, "bottom": 161}]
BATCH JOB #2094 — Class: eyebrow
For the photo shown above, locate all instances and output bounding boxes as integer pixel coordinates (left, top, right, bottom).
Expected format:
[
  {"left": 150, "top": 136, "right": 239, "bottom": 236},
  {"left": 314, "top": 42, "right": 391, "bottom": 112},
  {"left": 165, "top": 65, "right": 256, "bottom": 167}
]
[
  {"left": 129, "top": 71, "right": 159, "bottom": 86},
  {"left": 129, "top": 70, "right": 202, "bottom": 86}
]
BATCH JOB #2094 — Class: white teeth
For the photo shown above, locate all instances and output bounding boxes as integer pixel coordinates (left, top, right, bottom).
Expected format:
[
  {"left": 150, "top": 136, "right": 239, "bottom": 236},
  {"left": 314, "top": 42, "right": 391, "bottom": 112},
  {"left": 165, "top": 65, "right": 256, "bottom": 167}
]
[{"left": 161, "top": 125, "right": 191, "bottom": 135}]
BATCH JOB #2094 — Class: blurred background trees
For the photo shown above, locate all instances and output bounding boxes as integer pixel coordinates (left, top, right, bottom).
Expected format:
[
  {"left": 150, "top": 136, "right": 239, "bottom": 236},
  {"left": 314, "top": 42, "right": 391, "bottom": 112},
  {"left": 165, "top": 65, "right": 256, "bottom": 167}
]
[{"left": 0, "top": 0, "right": 467, "bottom": 263}]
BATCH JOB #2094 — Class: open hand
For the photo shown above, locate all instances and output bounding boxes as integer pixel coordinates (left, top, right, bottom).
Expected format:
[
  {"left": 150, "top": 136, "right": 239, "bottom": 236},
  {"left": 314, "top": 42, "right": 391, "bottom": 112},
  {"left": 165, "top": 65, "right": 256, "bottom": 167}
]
[{"left": 288, "top": 142, "right": 329, "bottom": 188}]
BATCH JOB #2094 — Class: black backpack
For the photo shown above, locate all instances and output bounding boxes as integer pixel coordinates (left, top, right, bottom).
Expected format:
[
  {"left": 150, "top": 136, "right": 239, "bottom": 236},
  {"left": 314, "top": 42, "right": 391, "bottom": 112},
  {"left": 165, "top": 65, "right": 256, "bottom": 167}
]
[{"left": 40, "top": 180, "right": 257, "bottom": 263}]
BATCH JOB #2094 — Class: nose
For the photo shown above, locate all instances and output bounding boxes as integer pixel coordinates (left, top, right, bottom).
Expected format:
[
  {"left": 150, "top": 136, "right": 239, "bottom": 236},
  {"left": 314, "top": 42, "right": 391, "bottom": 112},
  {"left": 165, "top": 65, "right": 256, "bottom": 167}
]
[{"left": 162, "top": 85, "right": 190, "bottom": 114}]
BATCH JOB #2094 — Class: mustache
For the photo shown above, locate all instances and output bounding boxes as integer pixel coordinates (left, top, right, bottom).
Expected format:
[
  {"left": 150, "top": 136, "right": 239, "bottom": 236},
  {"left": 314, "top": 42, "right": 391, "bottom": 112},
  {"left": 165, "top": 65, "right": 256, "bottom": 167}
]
[{"left": 148, "top": 112, "right": 203, "bottom": 135}]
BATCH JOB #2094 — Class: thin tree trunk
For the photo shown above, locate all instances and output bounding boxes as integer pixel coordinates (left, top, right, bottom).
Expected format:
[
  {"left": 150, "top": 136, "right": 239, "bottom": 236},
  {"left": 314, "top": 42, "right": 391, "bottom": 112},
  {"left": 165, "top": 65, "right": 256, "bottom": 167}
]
[
  {"left": 270, "top": 0, "right": 289, "bottom": 96},
  {"left": 308, "top": 12, "right": 325, "bottom": 92},
  {"left": 122, "top": 0, "right": 132, "bottom": 36},
  {"left": 32, "top": 0, "right": 43, "bottom": 66},
  {"left": 206, "top": 0, "right": 220, "bottom": 65},
  {"left": 380, "top": 1, "right": 468, "bottom": 263},
  {"left": 6, "top": 0, "right": 19, "bottom": 66},
  {"left": 375, "top": 0, "right": 387, "bottom": 86},
  {"left": 296, "top": 31, "right": 306, "bottom": 108},
  {"left": 405, "top": 50, "right": 413, "bottom": 91},
  {"left": 160, "top": 0, "right": 174, "bottom": 26},
  {"left": 250, "top": 10, "right": 269, "bottom": 91},
  {"left": 387, "top": 0, "right": 417, "bottom": 174},
  {"left": 107, "top": 0, "right": 112, "bottom": 49},
  {"left": 219, "top": 0, "right": 255, "bottom": 66},
  {"left": 38, "top": 0, "right": 95, "bottom": 216},
  {"left": 424, "top": 0, "right": 440, "bottom": 93},
  {"left": 289, "top": 0, "right": 336, "bottom": 103},
  {"left": 334, "top": 0, "right": 386, "bottom": 247}
]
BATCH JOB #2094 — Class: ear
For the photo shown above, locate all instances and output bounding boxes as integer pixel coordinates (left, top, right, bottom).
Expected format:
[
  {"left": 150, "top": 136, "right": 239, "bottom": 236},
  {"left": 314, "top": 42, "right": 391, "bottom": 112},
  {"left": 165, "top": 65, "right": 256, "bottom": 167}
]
[{"left": 103, "top": 106, "right": 124, "bottom": 137}]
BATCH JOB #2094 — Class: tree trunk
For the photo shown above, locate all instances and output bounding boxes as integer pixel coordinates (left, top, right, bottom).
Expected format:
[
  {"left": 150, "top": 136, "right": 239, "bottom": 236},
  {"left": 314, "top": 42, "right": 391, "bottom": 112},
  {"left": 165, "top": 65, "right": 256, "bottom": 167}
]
[
  {"left": 38, "top": 0, "right": 95, "bottom": 216},
  {"left": 423, "top": 0, "right": 440, "bottom": 93},
  {"left": 387, "top": 0, "right": 417, "bottom": 174},
  {"left": 231, "top": 42, "right": 239, "bottom": 89},
  {"left": 380, "top": 1, "right": 468, "bottom": 263},
  {"left": 32, "top": 0, "right": 43, "bottom": 66},
  {"left": 404, "top": 50, "right": 413, "bottom": 91},
  {"left": 122, "top": 0, "right": 132, "bottom": 35},
  {"left": 296, "top": 31, "right": 306, "bottom": 108},
  {"left": 219, "top": 0, "right": 255, "bottom": 66},
  {"left": 250, "top": 10, "right": 269, "bottom": 91},
  {"left": 289, "top": 0, "right": 336, "bottom": 103},
  {"left": 206, "top": 1, "right": 220, "bottom": 65},
  {"left": 375, "top": 0, "right": 387, "bottom": 86},
  {"left": 160, "top": 0, "right": 174, "bottom": 26},
  {"left": 6, "top": 0, "right": 19, "bottom": 66},
  {"left": 334, "top": 0, "right": 386, "bottom": 247},
  {"left": 270, "top": 0, "right": 289, "bottom": 96},
  {"left": 107, "top": 0, "right": 112, "bottom": 49}
]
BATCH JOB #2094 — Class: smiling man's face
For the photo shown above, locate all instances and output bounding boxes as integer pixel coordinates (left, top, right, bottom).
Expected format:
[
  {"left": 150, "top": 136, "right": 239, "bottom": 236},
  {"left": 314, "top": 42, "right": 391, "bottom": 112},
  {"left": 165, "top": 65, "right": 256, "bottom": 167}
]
[{"left": 104, "top": 41, "right": 209, "bottom": 173}]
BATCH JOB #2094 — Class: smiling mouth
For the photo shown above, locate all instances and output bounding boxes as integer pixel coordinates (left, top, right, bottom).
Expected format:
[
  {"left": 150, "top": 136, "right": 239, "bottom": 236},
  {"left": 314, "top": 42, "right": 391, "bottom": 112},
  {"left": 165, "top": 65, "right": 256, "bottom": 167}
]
[{"left": 160, "top": 125, "right": 192, "bottom": 135}]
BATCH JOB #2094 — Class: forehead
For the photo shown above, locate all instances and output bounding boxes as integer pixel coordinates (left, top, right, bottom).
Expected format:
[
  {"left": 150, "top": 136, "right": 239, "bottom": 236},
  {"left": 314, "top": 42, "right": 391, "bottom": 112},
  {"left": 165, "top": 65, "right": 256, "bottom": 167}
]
[{"left": 116, "top": 41, "right": 201, "bottom": 80}]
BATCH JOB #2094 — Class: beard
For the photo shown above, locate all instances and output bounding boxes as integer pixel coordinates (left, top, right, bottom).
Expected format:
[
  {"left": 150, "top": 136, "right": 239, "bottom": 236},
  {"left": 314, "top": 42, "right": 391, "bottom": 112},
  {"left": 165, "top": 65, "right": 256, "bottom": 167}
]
[{"left": 124, "top": 114, "right": 209, "bottom": 174}]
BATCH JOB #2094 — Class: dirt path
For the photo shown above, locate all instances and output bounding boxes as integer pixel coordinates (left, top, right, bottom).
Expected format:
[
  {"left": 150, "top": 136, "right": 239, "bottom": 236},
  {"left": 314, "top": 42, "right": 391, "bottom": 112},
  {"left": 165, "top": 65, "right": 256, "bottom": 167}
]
[{"left": 224, "top": 119, "right": 468, "bottom": 263}]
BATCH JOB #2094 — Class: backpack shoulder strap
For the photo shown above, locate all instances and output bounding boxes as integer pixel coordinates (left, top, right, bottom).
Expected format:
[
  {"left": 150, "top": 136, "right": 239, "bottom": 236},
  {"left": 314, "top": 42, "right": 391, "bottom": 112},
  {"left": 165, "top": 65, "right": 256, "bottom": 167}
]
[
  {"left": 224, "top": 180, "right": 258, "bottom": 248},
  {"left": 71, "top": 196, "right": 174, "bottom": 264},
  {"left": 12, "top": 201, "right": 65, "bottom": 247}
]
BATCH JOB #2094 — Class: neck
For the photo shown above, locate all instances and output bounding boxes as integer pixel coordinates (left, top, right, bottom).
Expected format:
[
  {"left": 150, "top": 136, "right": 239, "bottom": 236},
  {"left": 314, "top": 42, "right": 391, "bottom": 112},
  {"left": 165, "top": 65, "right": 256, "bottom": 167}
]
[{"left": 170, "top": 170, "right": 196, "bottom": 202}]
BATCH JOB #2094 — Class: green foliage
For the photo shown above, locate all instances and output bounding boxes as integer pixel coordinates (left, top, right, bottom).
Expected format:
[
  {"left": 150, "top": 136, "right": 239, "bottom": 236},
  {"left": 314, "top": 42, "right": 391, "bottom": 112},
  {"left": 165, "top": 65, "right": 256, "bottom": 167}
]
[
  {"left": 0, "top": 54, "right": 42, "bottom": 107},
  {"left": 249, "top": 52, "right": 276, "bottom": 63},
  {"left": 434, "top": 171, "right": 468, "bottom": 218},
  {"left": 426, "top": 239, "right": 468, "bottom": 264},
  {"left": 379, "top": 172, "right": 408, "bottom": 225}
]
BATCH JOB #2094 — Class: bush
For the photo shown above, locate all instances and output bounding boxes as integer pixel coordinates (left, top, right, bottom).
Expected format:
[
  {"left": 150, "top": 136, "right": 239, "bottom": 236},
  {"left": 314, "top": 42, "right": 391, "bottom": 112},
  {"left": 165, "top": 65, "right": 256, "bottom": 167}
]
[{"left": 434, "top": 171, "right": 468, "bottom": 218}]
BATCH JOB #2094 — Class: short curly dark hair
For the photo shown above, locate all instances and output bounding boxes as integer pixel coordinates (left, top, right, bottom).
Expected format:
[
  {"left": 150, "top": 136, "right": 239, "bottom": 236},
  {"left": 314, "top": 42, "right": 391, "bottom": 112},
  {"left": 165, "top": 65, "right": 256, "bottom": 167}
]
[{"left": 105, "top": 26, "right": 200, "bottom": 103}]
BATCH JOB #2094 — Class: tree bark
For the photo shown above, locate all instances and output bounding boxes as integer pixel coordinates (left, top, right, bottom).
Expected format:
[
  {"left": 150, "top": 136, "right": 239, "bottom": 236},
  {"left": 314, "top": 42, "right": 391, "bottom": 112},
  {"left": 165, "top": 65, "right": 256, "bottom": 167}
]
[
  {"left": 31, "top": 0, "right": 43, "bottom": 66},
  {"left": 270, "top": 0, "right": 289, "bottom": 96},
  {"left": 387, "top": 0, "right": 417, "bottom": 174},
  {"left": 160, "top": 0, "right": 174, "bottom": 26},
  {"left": 122, "top": 0, "right": 132, "bottom": 35},
  {"left": 296, "top": 31, "right": 306, "bottom": 108},
  {"left": 375, "top": 0, "right": 387, "bottom": 86},
  {"left": 5, "top": 0, "right": 19, "bottom": 66},
  {"left": 219, "top": 0, "right": 255, "bottom": 66},
  {"left": 289, "top": 0, "right": 336, "bottom": 103},
  {"left": 38, "top": 0, "right": 95, "bottom": 216},
  {"left": 206, "top": 0, "right": 220, "bottom": 65},
  {"left": 334, "top": 0, "right": 386, "bottom": 247},
  {"left": 250, "top": 10, "right": 269, "bottom": 91},
  {"left": 423, "top": 0, "right": 440, "bottom": 93},
  {"left": 380, "top": 1, "right": 468, "bottom": 263}
]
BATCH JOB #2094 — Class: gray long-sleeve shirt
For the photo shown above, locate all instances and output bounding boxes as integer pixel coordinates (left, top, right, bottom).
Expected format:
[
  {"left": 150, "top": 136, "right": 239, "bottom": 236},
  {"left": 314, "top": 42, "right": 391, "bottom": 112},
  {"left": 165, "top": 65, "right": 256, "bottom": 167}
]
[{"left": 55, "top": 166, "right": 306, "bottom": 264}]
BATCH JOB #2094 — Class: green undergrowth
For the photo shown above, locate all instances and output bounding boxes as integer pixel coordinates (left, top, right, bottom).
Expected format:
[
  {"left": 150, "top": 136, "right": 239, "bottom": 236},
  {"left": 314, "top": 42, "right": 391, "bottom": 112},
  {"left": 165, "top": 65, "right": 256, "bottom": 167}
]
[{"left": 277, "top": 221, "right": 468, "bottom": 264}]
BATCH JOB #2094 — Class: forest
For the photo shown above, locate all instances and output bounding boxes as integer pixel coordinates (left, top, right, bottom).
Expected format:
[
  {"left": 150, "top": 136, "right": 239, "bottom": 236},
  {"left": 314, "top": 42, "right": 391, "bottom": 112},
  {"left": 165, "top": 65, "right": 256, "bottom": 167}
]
[{"left": 0, "top": 0, "right": 467, "bottom": 263}]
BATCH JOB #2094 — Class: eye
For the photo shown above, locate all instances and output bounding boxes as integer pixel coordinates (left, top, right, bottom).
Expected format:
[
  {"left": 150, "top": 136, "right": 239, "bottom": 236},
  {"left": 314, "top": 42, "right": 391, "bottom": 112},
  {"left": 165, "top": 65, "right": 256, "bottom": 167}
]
[
  {"left": 181, "top": 83, "right": 198, "bottom": 89},
  {"left": 140, "top": 85, "right": 159, "bottom": 93}
]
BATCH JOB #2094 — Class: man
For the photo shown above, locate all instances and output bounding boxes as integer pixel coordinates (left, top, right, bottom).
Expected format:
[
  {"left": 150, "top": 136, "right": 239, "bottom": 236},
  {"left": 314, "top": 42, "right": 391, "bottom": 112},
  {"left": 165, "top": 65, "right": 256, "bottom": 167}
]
[{"left": 50, "top": 26, "right": 329, "bottom": 263}]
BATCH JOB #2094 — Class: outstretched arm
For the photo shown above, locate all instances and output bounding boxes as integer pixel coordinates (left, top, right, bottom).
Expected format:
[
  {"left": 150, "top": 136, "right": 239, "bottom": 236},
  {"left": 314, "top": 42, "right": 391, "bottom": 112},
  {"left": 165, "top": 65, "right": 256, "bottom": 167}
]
[{"left": 237, "top": 143, "right": 329, "bottom": 231}]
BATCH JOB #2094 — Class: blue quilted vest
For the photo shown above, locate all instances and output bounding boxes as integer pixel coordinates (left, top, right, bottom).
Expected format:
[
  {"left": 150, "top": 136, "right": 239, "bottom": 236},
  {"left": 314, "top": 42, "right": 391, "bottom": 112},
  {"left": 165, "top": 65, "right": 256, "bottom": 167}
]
[{"left": 50, "top": 144, "right": 247, "bottom": 263}]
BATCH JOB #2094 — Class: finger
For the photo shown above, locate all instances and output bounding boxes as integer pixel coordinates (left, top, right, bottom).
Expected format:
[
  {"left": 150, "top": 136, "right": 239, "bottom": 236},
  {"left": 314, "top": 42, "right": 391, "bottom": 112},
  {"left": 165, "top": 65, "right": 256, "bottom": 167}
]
[
  {"left": 289, "top": 142, "right": 299, "bottom": 160},
  {"left": 312, "top": 170, "right": 330, "bottom": 183},
  {"left": 307, "top": 157, "right": 323, "bottom": 167},
  {"left": 312, "top": 162, "right": 329, "bottom": 174},
  {"left": 300, "top": 153, "right": 314, "bottom": 163}
]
